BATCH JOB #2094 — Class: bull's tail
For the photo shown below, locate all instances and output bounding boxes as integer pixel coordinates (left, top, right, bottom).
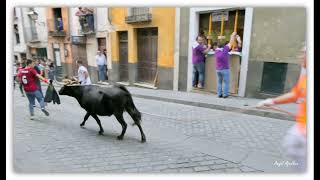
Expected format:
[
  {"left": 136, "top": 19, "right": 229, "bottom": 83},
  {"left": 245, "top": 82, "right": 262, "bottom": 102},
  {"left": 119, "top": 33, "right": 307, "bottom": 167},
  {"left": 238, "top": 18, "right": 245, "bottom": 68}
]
[{"left": 118, "top": 85, "right": 142, "bottom": 126}]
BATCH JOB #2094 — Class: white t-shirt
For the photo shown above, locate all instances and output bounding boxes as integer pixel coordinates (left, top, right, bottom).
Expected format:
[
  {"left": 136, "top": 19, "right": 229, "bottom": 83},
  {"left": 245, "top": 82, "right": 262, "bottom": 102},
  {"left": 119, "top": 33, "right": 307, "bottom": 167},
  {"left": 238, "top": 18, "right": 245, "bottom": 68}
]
[
  {"left": 95, "top": 54, "right": 107, "bottom": 66},
  {"left": 78, "top": 65, "right": 91, "bottom": 85}
]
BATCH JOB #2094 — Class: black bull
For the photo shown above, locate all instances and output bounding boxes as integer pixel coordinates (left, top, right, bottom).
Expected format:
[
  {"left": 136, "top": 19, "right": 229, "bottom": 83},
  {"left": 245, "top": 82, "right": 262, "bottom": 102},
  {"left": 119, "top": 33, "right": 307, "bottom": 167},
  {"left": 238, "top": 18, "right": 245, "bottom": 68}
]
[{"left": 58, "top": 83, "right": 146, "bottom": 143}]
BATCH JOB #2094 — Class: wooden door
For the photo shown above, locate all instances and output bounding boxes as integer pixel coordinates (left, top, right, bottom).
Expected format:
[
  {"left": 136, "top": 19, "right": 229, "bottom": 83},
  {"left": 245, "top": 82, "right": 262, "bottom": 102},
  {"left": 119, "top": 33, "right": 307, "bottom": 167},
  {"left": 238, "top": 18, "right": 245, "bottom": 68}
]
[
  {"left": 118, "top": 31, "right": 128, "bottom": 82},
  {"left": 137, "top": 28, "right": 158, "bottom": 84},
  {"left": 71, "top": 44, "right": 87, "bottom": 76}
]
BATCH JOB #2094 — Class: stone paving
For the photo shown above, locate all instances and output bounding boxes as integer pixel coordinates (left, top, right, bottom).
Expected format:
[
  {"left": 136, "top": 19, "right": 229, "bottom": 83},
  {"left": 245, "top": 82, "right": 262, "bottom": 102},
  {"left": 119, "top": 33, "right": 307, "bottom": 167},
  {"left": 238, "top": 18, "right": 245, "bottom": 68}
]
[{"left": 13, "top": 85, "right": 297, "bottom": 173}]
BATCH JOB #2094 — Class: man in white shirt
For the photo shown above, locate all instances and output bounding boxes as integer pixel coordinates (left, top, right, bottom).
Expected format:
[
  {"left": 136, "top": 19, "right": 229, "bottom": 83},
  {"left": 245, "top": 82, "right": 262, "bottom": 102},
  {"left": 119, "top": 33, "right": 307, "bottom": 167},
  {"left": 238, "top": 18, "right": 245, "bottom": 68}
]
[
  {"left": 75, "top": 60, "right": 91, "bottom": 85},
  {"left": 95, "top": 50, "right": 107, "bottom": 82}
]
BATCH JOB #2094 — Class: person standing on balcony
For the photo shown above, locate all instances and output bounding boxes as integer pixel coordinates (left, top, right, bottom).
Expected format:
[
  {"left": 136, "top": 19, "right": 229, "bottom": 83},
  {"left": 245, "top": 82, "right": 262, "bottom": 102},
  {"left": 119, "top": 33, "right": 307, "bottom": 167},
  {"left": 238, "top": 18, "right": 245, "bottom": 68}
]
[
  {"left": 95, "top": 50, "right": 107, "bottom": 83},
  {"left": 75, "top": 7, "right": 86, "bottom": 31},
  {"left": 84, "top": 7, "right": 94, "bottom": 33},
  {"left": 56, "top": 17, "right": 63, "bottom": 31}
]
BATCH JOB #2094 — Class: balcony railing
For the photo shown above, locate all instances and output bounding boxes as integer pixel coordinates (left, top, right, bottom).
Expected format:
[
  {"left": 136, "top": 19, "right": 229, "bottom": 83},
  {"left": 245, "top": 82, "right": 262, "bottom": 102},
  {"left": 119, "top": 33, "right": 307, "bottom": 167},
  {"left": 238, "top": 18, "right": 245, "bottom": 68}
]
[
  {"left": 48, "top": 19, "right": 66, "bottom": 37},
  {"left": 125, "top": 13, "right": 152, "bottom": 24},
  {"left": 76, "top": 12, "right": 95, "bottom": 35},
  {"left": 48, "top": 30, "right": 66, "bottom": 37}
]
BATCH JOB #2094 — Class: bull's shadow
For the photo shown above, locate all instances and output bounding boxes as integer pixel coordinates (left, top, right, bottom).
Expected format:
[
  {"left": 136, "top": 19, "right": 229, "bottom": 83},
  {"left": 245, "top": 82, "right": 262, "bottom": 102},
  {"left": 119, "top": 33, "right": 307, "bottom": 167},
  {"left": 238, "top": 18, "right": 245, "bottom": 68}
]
[{"left": 58, "top": 79, "right": 146, "bottom": 143}]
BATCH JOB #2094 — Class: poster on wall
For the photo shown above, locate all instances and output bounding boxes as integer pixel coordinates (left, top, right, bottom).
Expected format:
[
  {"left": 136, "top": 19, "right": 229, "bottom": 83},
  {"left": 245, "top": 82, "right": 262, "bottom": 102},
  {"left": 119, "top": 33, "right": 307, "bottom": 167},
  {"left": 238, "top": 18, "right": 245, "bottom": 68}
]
[{"left": 212, "top": 11, "right": 229, "bottom": 22}]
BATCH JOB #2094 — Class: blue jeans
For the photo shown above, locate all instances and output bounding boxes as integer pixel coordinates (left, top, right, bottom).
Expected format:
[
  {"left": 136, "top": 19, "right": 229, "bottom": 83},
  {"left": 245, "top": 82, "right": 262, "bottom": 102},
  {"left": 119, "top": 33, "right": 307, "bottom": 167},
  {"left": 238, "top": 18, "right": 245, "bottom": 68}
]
[
  {"left": 98, "top": 65, "right": 106, "bottom": 81},
  {"left": 25, "top": 90, "right": 45, "bottom": 116},
  {"left": 192, "top": 62, "right": 205, "bottom": 87},
  {"left": 36, "top": 80, "right": 43, "bottom": 97},
  {"left": 216, "top": 69, "right": 230, "bottom": 96}
]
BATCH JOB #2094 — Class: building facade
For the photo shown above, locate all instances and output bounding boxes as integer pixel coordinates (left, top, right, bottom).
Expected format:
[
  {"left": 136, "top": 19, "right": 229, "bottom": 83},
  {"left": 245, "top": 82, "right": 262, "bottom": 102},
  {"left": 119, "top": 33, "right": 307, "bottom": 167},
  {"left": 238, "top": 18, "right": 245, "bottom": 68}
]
[
  {"left": 46, "top": 7, "right": 73, "bottom": 81},
  {"left": 186, "top": 7, "right": 306, "bottom": 98},
  {"left": 108, "top": 7, "right": 177, "bottom": 89}
]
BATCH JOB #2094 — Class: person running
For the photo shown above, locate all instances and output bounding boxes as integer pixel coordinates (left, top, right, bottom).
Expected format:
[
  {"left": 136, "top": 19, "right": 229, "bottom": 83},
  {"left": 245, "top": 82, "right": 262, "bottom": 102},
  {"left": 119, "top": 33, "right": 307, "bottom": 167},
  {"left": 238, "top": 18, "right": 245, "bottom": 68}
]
[
  {"left": 33, "top": 59, "right": 44, "bottom": 97},
  {"left": 15, "top": 62, "right": 25, "bottom": 97},
  {"left": 17, "top": 59, "right": 50, "bottom": 120},
  {"left": 257, "top": 45, "right": 307, "bottom": 171}
]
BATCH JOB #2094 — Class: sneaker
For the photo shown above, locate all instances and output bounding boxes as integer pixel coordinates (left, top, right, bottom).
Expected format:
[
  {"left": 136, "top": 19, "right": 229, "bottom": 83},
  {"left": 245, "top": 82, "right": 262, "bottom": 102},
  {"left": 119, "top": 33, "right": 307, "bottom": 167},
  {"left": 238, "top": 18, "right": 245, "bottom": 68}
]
[
  {"left": 218, "top": 95, "right": 223, "bottom": 98},
  {"left": 33, "top": 104, "right": 36, "bottom": 107},
  {"left": 41, "top": 108, "right": 49, "bottom": 116},
  {"left": 30, "top": 115, "right": 35, "bottom": 120}
]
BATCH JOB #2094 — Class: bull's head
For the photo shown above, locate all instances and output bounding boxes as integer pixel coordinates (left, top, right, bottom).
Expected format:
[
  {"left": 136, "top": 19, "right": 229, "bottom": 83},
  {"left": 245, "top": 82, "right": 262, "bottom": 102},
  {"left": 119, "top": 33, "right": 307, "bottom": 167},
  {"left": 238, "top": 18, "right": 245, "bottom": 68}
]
[{"left": 58, "top": 78, "right": 80, "bottom": 96}]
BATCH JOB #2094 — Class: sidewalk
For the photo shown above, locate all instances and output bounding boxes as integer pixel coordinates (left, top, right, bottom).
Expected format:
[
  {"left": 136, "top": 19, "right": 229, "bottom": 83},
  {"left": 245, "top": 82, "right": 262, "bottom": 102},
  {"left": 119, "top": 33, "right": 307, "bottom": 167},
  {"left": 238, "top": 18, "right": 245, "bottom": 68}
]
[{"left": 50, "top": 81, "right": 297, "bottom": 121}]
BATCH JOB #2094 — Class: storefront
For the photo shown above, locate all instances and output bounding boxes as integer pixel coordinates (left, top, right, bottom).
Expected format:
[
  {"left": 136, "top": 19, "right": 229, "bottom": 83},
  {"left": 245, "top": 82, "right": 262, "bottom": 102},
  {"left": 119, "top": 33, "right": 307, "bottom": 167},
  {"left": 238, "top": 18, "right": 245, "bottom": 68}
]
[{"left": 187, "top": 7, "right": 253, "bottom": 97}]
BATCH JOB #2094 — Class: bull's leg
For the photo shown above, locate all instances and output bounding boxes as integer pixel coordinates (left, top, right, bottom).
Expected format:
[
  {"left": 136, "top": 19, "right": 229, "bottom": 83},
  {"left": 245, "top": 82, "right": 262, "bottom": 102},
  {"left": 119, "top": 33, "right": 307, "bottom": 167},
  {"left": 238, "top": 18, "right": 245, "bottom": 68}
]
[
  {"left": 136, "top": 122, "right": 146, "bottom": 143},
  {"left": 114, "top": 113, "right": 127, "bottom": 140},
  {"left": 91, "top": 114, "right": 104, "bottom": 135},
  {"left": 80, "top": 112, "right": 90, "bottom": 127},
  {"left": 126, "top": 109, "right": 146, "bottom": 143}
]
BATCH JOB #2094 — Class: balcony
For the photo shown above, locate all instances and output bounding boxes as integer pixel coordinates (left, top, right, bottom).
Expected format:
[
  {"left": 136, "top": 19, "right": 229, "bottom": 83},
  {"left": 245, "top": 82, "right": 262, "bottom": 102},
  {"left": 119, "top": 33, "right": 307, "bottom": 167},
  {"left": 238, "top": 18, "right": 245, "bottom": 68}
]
[
  {"left": 77, "top": 13, "right": 95, "bottom": 35},
  {"left": 48, "top": 30, "right": 66, "bottom": 37},
  {"left": 48, "top": 18, "right": 66, "bottom": 37},
  {"left": 125, "top": 13, "right": 152, "bottom": 24}
]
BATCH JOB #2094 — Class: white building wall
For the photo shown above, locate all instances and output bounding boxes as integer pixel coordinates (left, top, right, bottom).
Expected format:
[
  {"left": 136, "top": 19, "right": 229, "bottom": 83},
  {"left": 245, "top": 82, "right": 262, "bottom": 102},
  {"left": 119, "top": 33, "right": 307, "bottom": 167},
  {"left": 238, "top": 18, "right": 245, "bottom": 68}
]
[
  {"left": 69, "top": 8, "right": 82, "bottom": 36},
  {"left": 13, "top": 7, "right": 27, "bottom": 54},
  {"left": 33, "top": 7, "right": 48, "bottom": 43}
]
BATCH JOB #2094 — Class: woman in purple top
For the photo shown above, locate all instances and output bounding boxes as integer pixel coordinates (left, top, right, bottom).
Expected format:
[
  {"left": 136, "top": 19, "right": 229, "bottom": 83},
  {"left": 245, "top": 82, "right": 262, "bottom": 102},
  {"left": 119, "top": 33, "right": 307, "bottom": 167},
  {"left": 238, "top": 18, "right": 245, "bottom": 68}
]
[
  {"left": 192, "top": 35, "right": 211, "bottom": 89},
  {"left": 215, "top": 34, "right": 234, "bottom": 98}
]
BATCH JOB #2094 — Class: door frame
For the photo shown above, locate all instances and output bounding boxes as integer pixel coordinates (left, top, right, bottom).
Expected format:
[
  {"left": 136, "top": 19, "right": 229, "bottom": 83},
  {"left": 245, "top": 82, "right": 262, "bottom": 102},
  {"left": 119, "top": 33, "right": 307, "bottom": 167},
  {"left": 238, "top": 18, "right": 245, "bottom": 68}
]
[
  {"left": 187, "top": 7, "right": 253, "bottom": 97},
  {"left": 118, "top": 31, "right": 129, "bottom": 82},
  {"left": 136, "top": 27, "right": 158, "bottom": 84}
]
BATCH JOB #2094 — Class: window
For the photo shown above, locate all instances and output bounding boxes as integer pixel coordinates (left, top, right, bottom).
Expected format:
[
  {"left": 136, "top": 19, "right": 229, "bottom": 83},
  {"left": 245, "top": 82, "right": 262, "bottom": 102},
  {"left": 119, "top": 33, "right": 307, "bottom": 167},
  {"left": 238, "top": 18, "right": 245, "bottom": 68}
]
[
  {"left": 14, "top": 25, "right": 20, "bottom": 44},
  {"left": 36, "top": 48, "right": 47, "bottom": 59},
  {"left": 76, "top": 7, "right": 95, "bottom": 34},
  {"left": 53, "top": 8, "right": 63, "bottom": 31},
  {"left": 14, "top": 8, "right": 17, "bottom": 18},
  {"left": 260, "top": 62, "right": 288, "bottom": 94},
  {"left": 199, "top": 9, "right": 245, "bottom": 52},
  {"left": 129, "top": 8, "right": 150, "bottom": 16}
]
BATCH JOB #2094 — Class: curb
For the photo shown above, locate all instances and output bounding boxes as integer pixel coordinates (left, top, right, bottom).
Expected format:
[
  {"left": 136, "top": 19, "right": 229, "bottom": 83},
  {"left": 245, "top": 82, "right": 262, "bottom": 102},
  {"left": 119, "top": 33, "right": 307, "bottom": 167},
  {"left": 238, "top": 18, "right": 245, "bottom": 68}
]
[{"left": 131, "top": 94, "right": 293, "bottom": 121}]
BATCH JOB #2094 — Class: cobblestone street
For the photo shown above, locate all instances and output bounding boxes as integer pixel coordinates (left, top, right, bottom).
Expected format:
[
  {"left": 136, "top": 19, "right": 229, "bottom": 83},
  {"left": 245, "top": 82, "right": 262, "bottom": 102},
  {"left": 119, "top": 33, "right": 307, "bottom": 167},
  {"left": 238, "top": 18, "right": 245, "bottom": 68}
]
[{"left": 13, "top": 86, "right": 296, "bottom": 173}]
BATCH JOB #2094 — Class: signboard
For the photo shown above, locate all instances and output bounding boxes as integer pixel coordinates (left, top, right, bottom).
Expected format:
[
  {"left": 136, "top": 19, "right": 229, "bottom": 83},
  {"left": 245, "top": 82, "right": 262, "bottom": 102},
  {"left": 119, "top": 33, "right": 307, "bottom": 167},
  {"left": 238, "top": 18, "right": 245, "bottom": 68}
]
[
  {"left": 71, "top": 36, "right": 86, "bottom": 45},
  {"left": 212, "top": 11, "right": 229, "bottom": 22}
]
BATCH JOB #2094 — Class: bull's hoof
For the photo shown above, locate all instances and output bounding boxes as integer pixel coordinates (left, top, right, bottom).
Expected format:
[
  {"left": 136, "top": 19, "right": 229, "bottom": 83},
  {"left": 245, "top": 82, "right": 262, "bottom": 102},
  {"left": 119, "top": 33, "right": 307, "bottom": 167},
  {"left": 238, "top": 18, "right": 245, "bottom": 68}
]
[
  {"left": 141, "top": 138, "right": 146, "bottom": 143},
  {"left": 98, "top": 131, "right": 104, "bottom": 135},
  {"left": 80, "top": 123, "right": 85, "bottom": 127},
  {"left": 117, "top": 135, "right": 124, "bottom": 140}
]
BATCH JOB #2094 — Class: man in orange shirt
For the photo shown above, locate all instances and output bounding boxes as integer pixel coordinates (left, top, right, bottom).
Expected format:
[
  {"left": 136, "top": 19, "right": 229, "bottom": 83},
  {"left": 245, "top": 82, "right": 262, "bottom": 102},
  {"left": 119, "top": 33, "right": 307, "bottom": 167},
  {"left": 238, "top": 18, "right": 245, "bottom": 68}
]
[{"left": 257, "top": 45, "right": 307, "bottom": 171}]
